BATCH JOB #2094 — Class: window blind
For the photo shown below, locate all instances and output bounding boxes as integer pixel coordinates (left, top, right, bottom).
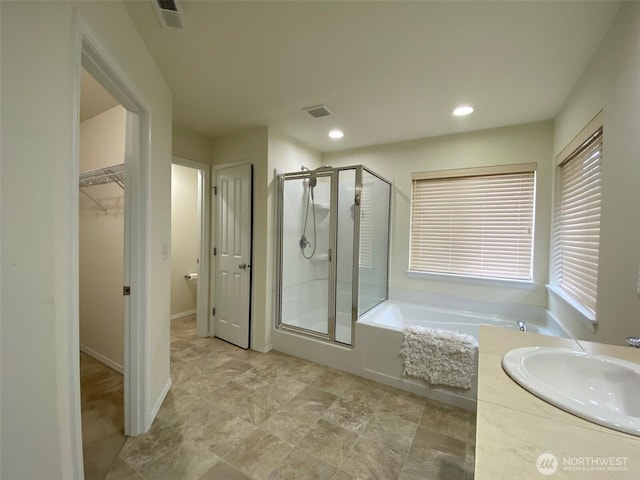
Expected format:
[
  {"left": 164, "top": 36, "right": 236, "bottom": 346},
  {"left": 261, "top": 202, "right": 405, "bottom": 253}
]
[
  {"left": 550, "top": 128, "right": 603, "bottom": 317},
  {"left": 359, "top": 181, "right": 374, "bottom": 268},
  {"left": 409, "top": 167, "right": 535, "bottom": 280}
]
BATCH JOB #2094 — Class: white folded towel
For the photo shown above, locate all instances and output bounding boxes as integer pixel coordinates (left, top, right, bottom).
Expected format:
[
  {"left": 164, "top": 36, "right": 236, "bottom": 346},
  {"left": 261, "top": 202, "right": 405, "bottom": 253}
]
[{"left": 400, "top": 326, "right": 478, "bottom": 389}]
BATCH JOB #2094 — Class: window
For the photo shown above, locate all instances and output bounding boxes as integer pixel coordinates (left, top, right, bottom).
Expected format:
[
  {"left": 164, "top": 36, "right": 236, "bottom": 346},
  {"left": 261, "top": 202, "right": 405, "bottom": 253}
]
[
  {"left": 550, "top": 127, "right": 603, "bottom": 320},
  {"left": 409, "top": 164, "right": 536, "bottom": 281},
  {"left": 358, "top": 181, "right": 374, "bottom": 268}
]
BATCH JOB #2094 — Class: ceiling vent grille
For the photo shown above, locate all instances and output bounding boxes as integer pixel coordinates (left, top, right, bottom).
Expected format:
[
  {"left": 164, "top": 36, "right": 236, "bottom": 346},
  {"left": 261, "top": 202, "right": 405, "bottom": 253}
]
[
  {"left": 152, "top": 0, "right": 185, "bottom": 30},
  {"left": 303, "top": 104, "right": 333, "bottom": 119}
]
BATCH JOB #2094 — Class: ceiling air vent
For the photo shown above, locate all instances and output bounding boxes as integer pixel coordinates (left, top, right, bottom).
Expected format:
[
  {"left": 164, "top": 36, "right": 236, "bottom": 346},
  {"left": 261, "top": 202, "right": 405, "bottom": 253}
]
[
  {"left": 152, "top": 0, "right": 185, "bottom": 30},
  {"left": 303, "top": 104, "right": 333, "bottom": 119}
]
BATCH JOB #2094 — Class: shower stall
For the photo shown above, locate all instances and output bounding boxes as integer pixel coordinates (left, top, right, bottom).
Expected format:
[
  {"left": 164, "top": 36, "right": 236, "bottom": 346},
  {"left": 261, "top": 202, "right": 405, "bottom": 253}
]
[{"left": 276, "top": 165, "right": 391, "bottom": 346}]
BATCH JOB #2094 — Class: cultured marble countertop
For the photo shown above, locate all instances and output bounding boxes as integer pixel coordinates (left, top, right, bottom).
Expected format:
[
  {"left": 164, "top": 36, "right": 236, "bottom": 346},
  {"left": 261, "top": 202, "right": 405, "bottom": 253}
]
[{"left": 475, "top": 326, "right": 640, "bottom": 480}]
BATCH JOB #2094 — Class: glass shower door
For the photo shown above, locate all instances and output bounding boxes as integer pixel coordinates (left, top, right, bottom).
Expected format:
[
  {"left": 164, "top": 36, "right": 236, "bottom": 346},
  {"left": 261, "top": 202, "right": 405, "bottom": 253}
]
[
  {"left": 280, "top": 173, "right": 333, "bottom": 336},
  {"left": 358, "top": 169, "right": 390, "bottom": 314},
  {"left": 335, "top": 168, "right": 356, "bottom": 345}
]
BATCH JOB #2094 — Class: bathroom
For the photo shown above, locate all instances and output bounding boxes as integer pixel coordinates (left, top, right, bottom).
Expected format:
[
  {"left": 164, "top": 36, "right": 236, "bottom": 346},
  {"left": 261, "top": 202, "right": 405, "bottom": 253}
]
[
  {"left": 4, "top": 2, "right": 640, "bottom": 479},
  {"left": 192, "top": 2, "right": 640, "bottom": 474},
  {"left": 272, "top": 121, "right": 562, "bottom": 410}
]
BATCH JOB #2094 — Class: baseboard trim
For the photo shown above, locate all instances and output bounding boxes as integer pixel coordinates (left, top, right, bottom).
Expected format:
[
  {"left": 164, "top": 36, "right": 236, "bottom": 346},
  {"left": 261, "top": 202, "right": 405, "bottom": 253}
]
[
  {"left": 253, "top": 343, "right": 273, "bottom": 353},
  {"left": 80, "top": 344, "right": 124, "bottom": 374},
  {"left": 149, "top": 377, "right": 172, "bottom": 428},
  {"left": 170, "top": 309, "right": 197, "bottom": 320}
]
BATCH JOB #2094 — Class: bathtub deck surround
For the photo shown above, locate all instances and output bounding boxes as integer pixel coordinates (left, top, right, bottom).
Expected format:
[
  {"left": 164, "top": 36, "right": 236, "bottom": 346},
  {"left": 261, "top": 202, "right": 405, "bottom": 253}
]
[
  {"left": 105, "top": 315, "right": 476, "bottom": 479},
  {"left": 475, "top": 326, "right": 640, "bottom": 479},
  {"left": 274, "top": 289, "right": 567, "bottom": 411}
]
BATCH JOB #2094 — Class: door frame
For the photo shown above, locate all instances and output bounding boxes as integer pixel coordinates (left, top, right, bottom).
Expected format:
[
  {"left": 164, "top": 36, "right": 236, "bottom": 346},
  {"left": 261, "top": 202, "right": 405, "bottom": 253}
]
[
  {"left": 171, "top": 157, "right": 211, "bottom": 337},
  {"left": 70, "top": 17, "right": 152, "bottom": 470},
  {"left": 211, "top": 161, "right": 254, "bottom": 344}
]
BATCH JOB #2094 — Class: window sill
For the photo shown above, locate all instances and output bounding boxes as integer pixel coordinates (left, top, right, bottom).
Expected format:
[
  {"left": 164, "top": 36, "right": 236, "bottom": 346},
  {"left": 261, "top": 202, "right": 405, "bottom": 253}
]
[
  {"left": 406, "top": 270, "right": 537, "bottom": 289},
  {"left": 546, "top": 284, "right": 597, "bottom": 325}
]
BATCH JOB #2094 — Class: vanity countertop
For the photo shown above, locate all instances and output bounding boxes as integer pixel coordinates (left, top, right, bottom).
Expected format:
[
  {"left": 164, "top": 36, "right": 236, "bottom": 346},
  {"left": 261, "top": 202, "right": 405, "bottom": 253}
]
[{"left": 475, "top": 326, "right": 640, "bottom": 479}]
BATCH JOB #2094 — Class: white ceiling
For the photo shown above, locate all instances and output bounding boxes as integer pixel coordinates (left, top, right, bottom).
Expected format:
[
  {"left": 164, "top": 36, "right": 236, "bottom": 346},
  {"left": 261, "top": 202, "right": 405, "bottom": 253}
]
[
  {"left": 124, "top": 1, "right": 620, "bottom": 153},
  {"left": 80, "top": 68, "right": 119, "bottom": 122}
]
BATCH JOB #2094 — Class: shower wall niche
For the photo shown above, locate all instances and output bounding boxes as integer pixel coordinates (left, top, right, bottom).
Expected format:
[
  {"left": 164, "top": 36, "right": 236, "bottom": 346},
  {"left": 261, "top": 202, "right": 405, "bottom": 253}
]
[{"left": 276, "top": 165, "right": 391, "bottom": 346}]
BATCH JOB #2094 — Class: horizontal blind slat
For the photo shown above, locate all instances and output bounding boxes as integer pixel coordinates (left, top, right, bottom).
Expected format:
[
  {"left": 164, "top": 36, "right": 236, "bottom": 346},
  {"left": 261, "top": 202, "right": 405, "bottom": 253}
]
[
  {"left": 550, "top": 128, "right": 602, "bottom": 315},
  {"left": 410, "top": 170, "right": 534, "bottom": 280}
]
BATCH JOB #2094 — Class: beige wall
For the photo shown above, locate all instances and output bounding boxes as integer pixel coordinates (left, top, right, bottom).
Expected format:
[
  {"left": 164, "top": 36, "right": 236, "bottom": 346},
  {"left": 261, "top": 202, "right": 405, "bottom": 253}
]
[
  {"left": 552, "top": 2, "right": 640, "bottom": 345},
  {"left": 170, "top": 164, "right": 199, "bottom": 316},
  {"left": 172, "top": 125, "right": 211, "bottom": 165},
  {"left": 79, "top": 105, "right": 126, "bottom": 370},
  {"left": 0, "top": 2, "right": 172, "bottom": 478},
  {"left": 325, "top": 122, "right": 554, "bottom": 308}
]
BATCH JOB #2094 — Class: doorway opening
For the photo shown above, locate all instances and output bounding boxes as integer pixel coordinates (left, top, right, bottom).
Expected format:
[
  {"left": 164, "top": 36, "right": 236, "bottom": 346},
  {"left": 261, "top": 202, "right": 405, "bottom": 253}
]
[
  {"left": 78, "top": 67, "right": 127, "bottom": 480},
  {"left": 70, "top": 32, "right": 153, "bottom": 479},
  {"left": 170, "top": 158, "right": 211, "bottom": 352}
]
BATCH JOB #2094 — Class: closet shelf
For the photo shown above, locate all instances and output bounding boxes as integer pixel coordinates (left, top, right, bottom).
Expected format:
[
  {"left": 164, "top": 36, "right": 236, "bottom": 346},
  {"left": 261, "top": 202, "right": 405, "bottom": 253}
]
[
  {"left": 79, "top": 163, "right": 125, "bottom": 189},
  {"left": 79, "top": 163, "right": 125, "bottom": 213}
]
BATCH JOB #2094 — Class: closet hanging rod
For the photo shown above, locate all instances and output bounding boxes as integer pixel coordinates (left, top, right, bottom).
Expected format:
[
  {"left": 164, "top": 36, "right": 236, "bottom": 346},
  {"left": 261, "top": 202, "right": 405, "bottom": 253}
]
[{"left": 79, "top": 163, "right": 125, "bottom": 189}]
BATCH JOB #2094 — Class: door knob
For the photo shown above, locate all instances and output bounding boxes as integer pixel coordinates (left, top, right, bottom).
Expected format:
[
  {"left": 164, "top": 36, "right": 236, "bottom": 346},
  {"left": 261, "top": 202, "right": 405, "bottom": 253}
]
[{"left": 239, "top": 263, "right": 249, "bottom": 270}]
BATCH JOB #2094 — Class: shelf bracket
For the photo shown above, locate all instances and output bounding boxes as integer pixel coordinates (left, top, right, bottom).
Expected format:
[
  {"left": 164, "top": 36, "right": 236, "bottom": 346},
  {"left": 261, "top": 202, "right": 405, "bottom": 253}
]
[{"left": 80, "top": 188, "right": 108, "bottom": 214}]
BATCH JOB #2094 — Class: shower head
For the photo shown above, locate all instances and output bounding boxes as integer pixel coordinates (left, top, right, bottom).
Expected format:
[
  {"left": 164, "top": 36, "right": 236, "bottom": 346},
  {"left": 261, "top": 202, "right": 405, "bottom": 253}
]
[{"left": 306, "top": 165, "right": 331, "bottom": 189}]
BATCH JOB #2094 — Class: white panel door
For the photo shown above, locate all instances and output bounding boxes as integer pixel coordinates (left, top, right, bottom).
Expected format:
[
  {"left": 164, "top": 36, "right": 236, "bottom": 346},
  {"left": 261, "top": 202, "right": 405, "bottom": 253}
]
[{"left": 214, "top": 164, "right": 252, "bottom": 348}]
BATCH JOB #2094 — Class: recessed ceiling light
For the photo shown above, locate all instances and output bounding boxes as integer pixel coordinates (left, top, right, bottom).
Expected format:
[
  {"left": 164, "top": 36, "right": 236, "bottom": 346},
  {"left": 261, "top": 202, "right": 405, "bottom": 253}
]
[
  {"left": 328, "top": 129, "right": 344, "bottom": 139},
  {"left": 453, "top": 105, "right": 474, "bottom": 116}
]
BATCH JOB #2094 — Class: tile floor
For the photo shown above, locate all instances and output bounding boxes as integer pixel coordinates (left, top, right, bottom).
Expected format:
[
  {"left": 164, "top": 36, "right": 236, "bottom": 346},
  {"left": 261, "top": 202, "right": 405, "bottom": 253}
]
[
  {"left": 100, "top": 316, "right": 476, "bottom": 480},
  {"left": 81, "top": 352, "right": 126, "bottom": 480}
]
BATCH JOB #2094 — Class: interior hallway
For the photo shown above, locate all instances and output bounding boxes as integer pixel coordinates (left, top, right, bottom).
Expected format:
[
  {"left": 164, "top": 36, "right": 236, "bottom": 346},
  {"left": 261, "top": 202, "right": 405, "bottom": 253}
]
[{"left": 99, "top": 316, "right": 475, "bottom": 480}]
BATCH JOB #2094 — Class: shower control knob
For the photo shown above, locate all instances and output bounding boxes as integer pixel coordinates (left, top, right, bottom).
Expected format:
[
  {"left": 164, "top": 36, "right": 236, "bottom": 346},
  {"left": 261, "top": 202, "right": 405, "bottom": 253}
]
[{"left": 626, "top": 336, "right": 640, "bottom": 348}]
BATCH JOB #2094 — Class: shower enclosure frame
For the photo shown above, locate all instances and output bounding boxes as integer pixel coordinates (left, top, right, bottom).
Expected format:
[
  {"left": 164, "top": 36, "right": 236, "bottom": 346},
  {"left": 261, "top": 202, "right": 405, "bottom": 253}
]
[{"left": 275, "top": 165, "right": 392, "bottom": 347}]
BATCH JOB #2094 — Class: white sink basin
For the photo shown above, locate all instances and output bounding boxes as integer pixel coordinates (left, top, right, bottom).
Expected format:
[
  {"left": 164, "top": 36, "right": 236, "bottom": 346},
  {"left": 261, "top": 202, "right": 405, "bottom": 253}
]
[{"left": 502, "top": 347, "right": 640, "bottom": 436}]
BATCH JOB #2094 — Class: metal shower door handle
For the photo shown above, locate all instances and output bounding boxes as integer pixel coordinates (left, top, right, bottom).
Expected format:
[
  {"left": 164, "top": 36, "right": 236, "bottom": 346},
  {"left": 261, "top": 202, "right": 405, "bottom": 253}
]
[{"left": 239, "top": 263, "right": 249, "bottom": 270}]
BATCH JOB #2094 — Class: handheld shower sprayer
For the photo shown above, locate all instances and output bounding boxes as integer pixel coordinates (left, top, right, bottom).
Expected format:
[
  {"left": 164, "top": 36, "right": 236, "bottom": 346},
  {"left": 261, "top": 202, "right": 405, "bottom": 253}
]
[
  {"left": 309, "top": 175, "right": 317, "bottom": 199},
  {"left": 299, "top": 165, "right": 331, "bottom": 259}
]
